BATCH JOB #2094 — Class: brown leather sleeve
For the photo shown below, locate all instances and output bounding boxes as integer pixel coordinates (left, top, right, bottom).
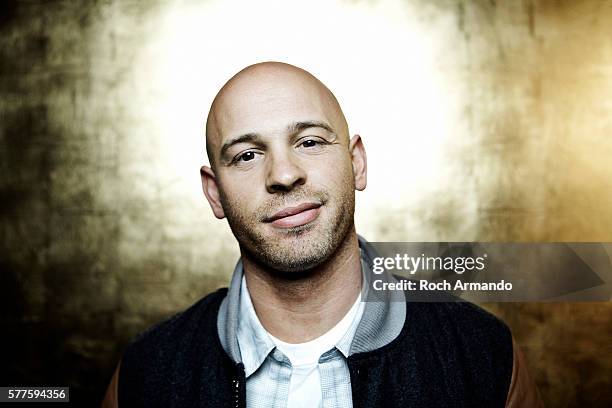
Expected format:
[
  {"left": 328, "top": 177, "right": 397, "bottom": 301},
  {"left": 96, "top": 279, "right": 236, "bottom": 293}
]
[
  {"left": 101, "top": 361, "right": 121, "bottom": 408},
  {"left": 505, "top": 338, "right": 544, "bottom": 407}
]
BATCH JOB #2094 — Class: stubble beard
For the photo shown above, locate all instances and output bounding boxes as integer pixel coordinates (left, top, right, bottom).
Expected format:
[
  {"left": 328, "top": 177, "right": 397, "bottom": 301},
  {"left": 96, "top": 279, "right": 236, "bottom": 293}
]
[{"left": 220, "top": 186, "right": 355, "bottom": 276}]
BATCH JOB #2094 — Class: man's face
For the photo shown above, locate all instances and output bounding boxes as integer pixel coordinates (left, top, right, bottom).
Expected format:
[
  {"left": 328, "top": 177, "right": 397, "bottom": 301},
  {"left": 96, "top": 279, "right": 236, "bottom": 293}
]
[{"left": 205, "top": 69, "right": 362, "bottom": 273}]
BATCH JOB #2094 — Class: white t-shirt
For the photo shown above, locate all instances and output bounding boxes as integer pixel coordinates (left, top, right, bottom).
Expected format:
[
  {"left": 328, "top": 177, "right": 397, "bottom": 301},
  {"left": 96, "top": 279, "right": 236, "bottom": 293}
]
[{"left": 244, "top": 276, "right": 364, "bottom": 408}]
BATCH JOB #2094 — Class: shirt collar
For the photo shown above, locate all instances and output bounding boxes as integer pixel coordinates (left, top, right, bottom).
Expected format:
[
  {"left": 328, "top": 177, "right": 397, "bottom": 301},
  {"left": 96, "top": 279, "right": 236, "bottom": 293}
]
[
  {"left": 237, "top": 275, "right": 277, "bottom": 377},
  {"left": 216, "top": 235, "right": 406, "bottom": 366}
]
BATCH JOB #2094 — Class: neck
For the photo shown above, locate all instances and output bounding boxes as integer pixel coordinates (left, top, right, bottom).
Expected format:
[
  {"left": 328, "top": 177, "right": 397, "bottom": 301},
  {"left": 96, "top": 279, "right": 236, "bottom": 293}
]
[{"left": 241, "top": 229, "right": 362, "bottom": 343}]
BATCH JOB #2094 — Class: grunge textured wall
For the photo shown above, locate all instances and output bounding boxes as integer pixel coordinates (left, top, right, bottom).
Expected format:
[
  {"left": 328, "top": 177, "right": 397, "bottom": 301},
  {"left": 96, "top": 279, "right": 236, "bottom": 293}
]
[{"left": 1, "top": 0, "right": 610, "bottom": 406}]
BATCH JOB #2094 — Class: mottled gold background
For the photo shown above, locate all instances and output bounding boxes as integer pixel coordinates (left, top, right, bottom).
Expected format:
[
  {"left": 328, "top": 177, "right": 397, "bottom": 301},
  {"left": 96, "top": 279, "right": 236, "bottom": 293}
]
[{"left": 0, "top": 0, "right": 610, "bottom": 406}]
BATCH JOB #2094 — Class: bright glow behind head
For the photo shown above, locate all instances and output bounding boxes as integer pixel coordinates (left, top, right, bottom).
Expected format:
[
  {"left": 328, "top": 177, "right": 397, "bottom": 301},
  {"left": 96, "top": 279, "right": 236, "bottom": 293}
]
[{"left": 121, "top": 0, "right": 460, "bottom": 239}]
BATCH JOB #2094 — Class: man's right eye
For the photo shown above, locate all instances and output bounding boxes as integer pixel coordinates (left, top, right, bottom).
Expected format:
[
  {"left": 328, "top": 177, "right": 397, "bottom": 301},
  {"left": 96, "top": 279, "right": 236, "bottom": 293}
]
[{"left": 237, "top": 151, "right": 256, "bottom": 162}]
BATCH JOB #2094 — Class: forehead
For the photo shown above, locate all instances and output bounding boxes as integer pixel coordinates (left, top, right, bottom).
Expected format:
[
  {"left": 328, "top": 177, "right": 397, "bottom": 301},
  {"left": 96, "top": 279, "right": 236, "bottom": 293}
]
[{"left": 212, "top": 76, "right": 338, "bottom": 142}]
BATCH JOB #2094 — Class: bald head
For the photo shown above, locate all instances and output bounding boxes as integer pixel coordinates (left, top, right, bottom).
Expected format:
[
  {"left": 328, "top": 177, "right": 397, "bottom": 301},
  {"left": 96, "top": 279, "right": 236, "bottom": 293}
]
[
  {"left": 205, "top": 62, "right": 349, "bottom": 167},
  {"left": 199, "top": 61, "right": 367, "bottom": 273}
]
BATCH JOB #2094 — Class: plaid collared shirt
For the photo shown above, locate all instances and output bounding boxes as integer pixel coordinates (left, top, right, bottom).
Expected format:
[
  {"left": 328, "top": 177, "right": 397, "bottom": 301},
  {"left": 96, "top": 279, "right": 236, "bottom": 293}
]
[{"left": 237, "top": 274, "right": 363, "bottom": 408}]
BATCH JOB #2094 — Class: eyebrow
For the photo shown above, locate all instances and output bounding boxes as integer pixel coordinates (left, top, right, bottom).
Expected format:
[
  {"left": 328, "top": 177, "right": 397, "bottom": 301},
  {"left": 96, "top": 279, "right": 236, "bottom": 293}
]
[
  {"left": 220, "top": 133, "right": 262, "bottom": 160},
  {"left": 287, "top": 120, "right": 335, "bottom": 135},
  {"left": 219, "top": 120, "right": 336, "bottom": 161}
]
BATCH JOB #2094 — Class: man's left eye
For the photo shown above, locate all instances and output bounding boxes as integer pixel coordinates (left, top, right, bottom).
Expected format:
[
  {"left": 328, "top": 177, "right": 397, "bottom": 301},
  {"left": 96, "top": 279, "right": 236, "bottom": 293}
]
[{"left": 301, "top": 139, "right": 318, "bottom": 148}]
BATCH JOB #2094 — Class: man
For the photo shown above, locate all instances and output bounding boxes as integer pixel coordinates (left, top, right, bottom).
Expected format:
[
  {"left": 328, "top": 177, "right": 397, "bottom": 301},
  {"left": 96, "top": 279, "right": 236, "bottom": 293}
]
[{"left": 103, "top": 62, "right": 542, "bottom": 407}]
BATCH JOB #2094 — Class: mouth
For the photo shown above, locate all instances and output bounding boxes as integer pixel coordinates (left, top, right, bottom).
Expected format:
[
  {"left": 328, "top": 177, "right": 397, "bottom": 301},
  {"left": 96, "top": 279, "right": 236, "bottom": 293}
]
[{"left": 264, "top": 202, "right": 322, "bottom": 229}]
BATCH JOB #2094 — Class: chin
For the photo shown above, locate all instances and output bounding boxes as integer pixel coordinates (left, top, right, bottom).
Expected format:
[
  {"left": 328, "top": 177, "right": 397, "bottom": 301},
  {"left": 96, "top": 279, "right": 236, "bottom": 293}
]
[
  {"left": 265, "top": 252, "right": 329, "bottom": 275},
  {"left": 244, "top": 232, "right": 328, "bottom": 272}
]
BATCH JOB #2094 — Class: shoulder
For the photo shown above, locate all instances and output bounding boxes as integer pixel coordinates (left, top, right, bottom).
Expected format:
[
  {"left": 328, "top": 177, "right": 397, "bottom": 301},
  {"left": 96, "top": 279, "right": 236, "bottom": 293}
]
[
  {"left": 118, "top": 288, "right": 229, "bottom": 403},
  {"left": 403, "top": 300, "right": 513, "bottom": 382},
  {"left": 403, "top": 300, "right": 514, "bottom": 404}
]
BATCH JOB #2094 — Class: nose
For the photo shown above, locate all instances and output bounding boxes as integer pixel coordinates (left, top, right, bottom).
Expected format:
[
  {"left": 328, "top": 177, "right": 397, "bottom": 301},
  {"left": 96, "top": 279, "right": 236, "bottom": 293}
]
[{"left": 265, "top": 150, "right": 306, "bottom": 194}]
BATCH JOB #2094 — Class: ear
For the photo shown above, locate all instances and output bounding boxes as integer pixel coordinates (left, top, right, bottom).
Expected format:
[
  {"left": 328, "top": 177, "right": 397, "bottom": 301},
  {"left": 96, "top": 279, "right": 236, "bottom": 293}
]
[
  {"left": 349, "top": 134, "right": 367, "bottom": 191},
  {"left": 200, "top": 165, "right": 226, "bottom": 219}
]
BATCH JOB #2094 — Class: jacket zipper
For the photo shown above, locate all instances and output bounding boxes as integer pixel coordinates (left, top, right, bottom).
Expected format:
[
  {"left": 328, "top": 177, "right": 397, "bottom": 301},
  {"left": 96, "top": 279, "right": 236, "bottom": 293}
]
[
  {"left": 233, "top": 363, "right": 245, "bottom": 407},
  {"left": 232, "top": 378, "right": 240, "bottom": 407}
]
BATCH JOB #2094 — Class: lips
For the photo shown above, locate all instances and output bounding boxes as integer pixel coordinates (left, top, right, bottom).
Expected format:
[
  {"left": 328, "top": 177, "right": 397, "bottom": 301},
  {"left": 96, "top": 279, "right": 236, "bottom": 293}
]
[{"left": 265, "top": 202, "right": 322, "bottom": 228}]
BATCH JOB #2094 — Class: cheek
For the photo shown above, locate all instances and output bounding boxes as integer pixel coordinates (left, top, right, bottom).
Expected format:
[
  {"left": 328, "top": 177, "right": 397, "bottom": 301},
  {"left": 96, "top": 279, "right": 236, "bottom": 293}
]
[
  {"left": 219, "top": 177, "right": 261, "bottom": 211},
  {"left": 310, "top": 161, "right": 354, "bottom": 196}
]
